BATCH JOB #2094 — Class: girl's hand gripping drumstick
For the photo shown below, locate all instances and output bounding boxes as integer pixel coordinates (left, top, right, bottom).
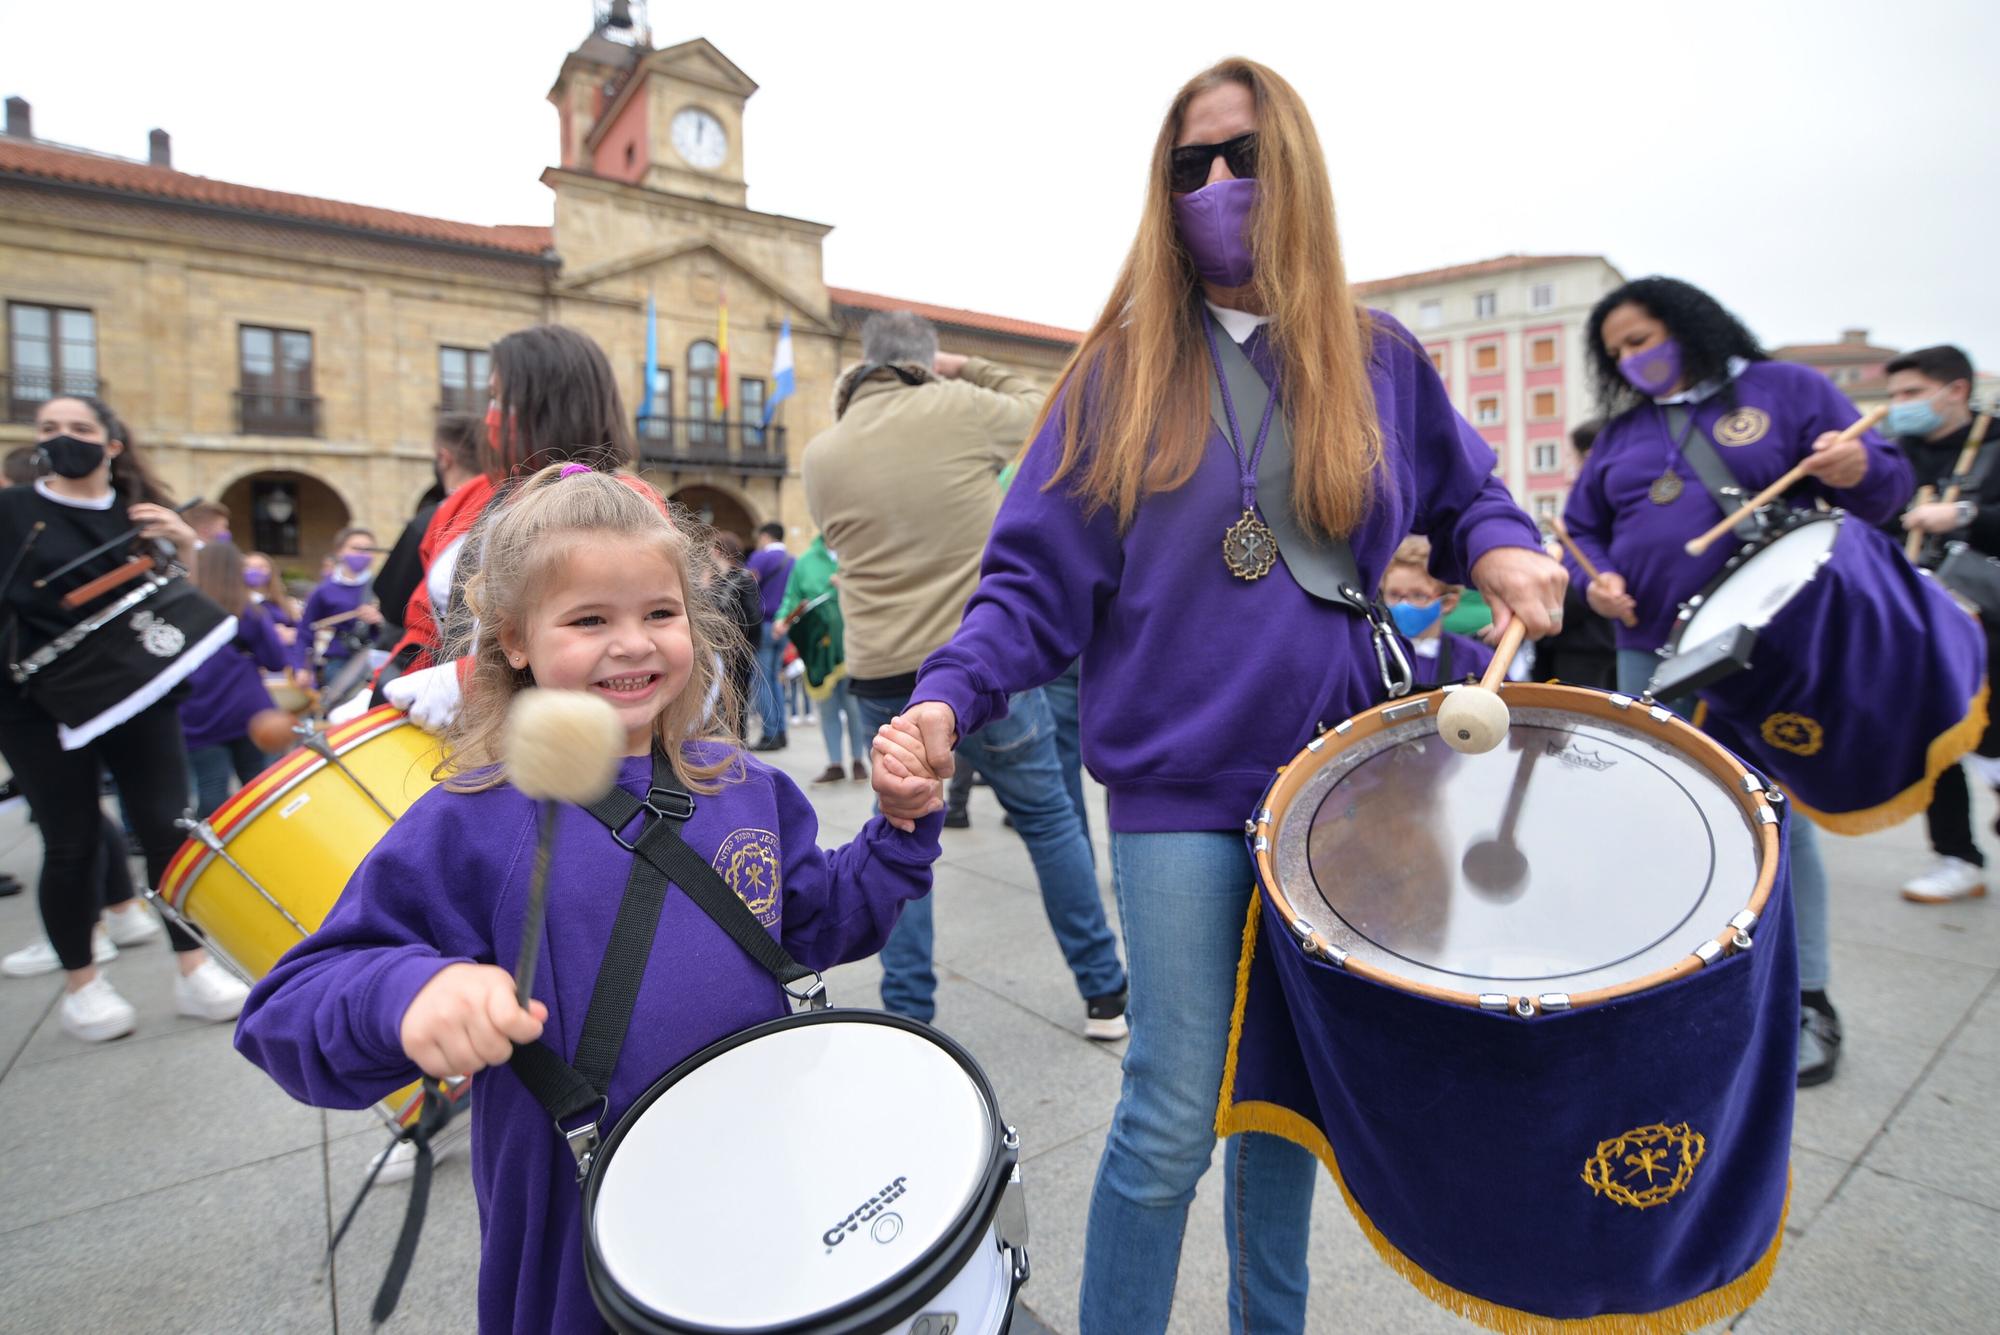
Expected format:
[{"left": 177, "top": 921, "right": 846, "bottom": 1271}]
[
  {"left": 1549, "top": 517, "right": 1637, "bottom": 629},
  {"left": 1436, "top": 617, "right": 1529, "bottom": 755},
  {"left": 503, "top": 690, "right": 627, "bottom": 1008},
  {"left": 1684, "top": 405, "right": 1890, "bottom": 557}
]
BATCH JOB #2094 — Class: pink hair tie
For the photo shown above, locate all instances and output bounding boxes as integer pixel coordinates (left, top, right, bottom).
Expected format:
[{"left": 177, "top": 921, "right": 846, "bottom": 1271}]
[{"left": 559, "top": 462, "right": 593, "bottom": 479}]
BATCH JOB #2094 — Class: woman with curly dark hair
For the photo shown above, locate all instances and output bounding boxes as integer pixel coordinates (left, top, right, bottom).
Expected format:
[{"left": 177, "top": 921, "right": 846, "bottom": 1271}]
[{"left": 1561, "top": 275, "right": 1913, "bottom": 1089}]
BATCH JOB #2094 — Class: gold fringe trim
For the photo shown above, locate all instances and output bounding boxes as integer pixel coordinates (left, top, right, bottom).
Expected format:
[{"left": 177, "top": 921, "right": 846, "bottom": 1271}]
[
  {"left": 1216, "top": 895, "right": 1791, "bottom": 1334},
  {"left": 1786, "top": 681, "right": 1990, "bottom": 835}
]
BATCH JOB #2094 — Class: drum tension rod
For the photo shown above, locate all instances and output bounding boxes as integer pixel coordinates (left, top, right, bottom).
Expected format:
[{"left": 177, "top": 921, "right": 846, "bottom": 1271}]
[{"left": 294, "top": 720, "right": 396, "bottom": 821}]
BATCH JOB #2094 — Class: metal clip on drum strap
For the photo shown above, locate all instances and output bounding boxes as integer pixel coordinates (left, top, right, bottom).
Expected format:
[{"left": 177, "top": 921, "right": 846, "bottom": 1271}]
[{"left": 1344, "top": 585, "right": 1414, "bottom": 699}]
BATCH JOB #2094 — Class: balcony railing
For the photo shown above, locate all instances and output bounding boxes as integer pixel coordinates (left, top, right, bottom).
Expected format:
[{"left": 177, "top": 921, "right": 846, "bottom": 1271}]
[
  {"left": 635, "top": 416, "right": 786, "bottom": 473},
  {"left": 437, "top": 388, "right": 485, "bottom": 416},
  {"left": 236, "top": 389, "right": 322, "bottom": 437},
  {"left": 4, "top": 370, "right": 104, "bottom": 423}
]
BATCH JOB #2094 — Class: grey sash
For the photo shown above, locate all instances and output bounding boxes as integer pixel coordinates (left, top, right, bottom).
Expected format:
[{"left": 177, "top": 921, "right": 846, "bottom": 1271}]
[
  {"left": 1664, "top": 404, "right": 1762, "bottom": 542},
  {"left": 1205, "top": 319, "right": 1368, "bottom": 611}
]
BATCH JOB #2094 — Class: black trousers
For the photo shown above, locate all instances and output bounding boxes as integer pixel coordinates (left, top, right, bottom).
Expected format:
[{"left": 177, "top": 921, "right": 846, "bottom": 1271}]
[
  {"left": 1926, "top": 761, "right": 1996, "bottom": 867},
  {"left": 0, "top": 697, "right": 198, "bottom": 970}
]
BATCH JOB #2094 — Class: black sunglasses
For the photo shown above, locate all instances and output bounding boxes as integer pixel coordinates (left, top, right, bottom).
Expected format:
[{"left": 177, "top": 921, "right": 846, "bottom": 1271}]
[{"left": 1168, "top": 132, "right": 1257, "bottom": 193}]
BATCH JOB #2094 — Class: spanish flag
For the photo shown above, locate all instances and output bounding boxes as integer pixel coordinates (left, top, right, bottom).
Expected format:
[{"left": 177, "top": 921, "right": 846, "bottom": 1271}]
[{"left": 716, "top": 287, "right": 730, "bottom": 416}]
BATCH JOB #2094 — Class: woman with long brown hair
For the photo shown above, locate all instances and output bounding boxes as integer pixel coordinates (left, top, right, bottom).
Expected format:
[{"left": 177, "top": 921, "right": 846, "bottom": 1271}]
[{"left": 881, "top": 60, "right": 1565, "bottom": 1329}]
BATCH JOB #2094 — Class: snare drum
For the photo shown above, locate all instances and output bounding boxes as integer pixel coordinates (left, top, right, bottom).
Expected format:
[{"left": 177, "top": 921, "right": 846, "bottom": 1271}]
[
  {"left": 155, "top": 704, "right": 445, "bottom": 1127},
  {"left": 584, "top": 1011, "right": 1028, "bottom": 1335},
  {"left": 1655, "top": 511, "right": 1988, "bottom": 832},
  {"left": 1222, "top": 683, "right": 1795, "bottom": 1331}
]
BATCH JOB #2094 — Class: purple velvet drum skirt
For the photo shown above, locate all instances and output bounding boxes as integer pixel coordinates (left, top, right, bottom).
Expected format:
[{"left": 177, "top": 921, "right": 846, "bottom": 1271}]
[{"left": 1223, "top": 683, "right": 1796, "bottom": 1332}]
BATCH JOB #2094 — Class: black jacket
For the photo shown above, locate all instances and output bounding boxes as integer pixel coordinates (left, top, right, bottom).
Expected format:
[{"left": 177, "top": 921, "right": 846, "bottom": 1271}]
[{"left": 1893, "top": 411, "right": 2000, "bottom": 560}]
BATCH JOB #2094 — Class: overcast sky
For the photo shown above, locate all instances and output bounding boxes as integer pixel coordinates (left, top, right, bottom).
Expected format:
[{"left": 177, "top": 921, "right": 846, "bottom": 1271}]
[{"left": 6, "top": 0, "right": 1995, "bottom": 371}]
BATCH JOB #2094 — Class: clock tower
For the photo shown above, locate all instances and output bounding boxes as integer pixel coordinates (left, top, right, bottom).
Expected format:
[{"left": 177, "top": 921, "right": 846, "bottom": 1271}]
[{"left": 547, "top": 31, "right": 756, "bottom": 207}]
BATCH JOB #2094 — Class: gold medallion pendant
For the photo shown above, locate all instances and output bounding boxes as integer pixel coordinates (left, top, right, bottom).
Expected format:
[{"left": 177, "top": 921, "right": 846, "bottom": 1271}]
[
  {"left": 1223, "top": 508, "right": 1278, "bottom": 580},
  {"left": 1648, "top": 470, "right": 1685, "bottom": 506}
]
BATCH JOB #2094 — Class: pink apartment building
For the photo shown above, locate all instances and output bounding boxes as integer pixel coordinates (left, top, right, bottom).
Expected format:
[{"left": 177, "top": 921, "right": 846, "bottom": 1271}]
[{"left": 1354, "top": 254, "right": 1626, "bottom": 528}]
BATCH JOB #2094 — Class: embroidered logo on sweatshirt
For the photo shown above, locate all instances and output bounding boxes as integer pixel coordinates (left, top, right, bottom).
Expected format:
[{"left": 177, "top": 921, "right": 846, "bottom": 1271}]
[{"left": 713, "top": 828, "right": 781, "bottom": 925}]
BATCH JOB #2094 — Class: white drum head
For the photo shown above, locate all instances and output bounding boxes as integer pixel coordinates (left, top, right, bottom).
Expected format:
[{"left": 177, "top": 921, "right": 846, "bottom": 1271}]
[
  {"left": 1679, "top": 517, "right": 1840, "bottom": 650},
  {"left": 591, "top": 1017, "right": 997, "bottom": 1329}
]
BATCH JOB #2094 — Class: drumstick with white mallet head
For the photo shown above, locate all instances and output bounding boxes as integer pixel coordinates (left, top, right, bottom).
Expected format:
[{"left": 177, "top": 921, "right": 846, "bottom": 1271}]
[
  {"left": 1548, "top": 516, "right": 1637, "bottom": 629},
  {"left": 504, "top": 689, "right": 628, "bottom": 1008},
  {"left": 1435, "top": 616, "right": 1530, "bottom": 755},
  {"left": 1683, "top": 405, "right": 1891, "bottom": 557}
]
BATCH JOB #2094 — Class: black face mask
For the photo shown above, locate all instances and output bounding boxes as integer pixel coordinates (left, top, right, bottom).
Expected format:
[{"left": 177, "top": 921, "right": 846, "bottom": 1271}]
[{"left": 38, "top": 434, "right": 107, "bottom": 480}]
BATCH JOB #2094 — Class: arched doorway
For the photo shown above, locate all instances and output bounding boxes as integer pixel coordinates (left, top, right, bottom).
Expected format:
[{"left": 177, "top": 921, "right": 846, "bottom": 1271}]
[
  {"left": 220, "top": 470, "right": 350, "bottom": 576},
  {"left": 667, "top": 484, "right": 756, "bottom": 541}
]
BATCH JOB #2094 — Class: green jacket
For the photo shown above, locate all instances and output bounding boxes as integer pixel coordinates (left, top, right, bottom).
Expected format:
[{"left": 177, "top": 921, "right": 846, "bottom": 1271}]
[{"left": 777, "top": 535, "right": 845, "bottom": 690}]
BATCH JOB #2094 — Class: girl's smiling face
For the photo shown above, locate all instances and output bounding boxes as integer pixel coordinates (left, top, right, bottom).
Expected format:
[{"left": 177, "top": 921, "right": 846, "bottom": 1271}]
[{"left": 501, "top": 538, "right": 694, "bottom": 754}]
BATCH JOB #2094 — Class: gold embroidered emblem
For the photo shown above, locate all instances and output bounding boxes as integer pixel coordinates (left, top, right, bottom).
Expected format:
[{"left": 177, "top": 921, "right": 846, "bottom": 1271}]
[
  {"left": 1761, "top": 712, "right": 1824, "bottom": 757},
  {"left": 1714, "top": 408, "right": 1771, "bottom": 447},
  {"left": 1582, "top": 1122, "right": 1707, "bottom": 1209},
  {"left": 713, "top": 828, "right": 782, "bottom": 925}
]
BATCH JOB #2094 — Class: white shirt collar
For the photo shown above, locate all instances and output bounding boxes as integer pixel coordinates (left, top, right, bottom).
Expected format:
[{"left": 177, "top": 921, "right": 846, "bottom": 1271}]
[
  {"left": 34, "top": 478, "right": 117, "bottom": 511},
  {"left": 1412, "top": 636, "right": 1442, "bottom": 659},
  {"left": 1653, "top": 356, "right": 1751, "bottom": 406},
  {"left": 332, "top": 565, "right": 371, "bottom": 586},
  {"left": 1205, "top": 301, "right": 1271, "bottom": 346}
]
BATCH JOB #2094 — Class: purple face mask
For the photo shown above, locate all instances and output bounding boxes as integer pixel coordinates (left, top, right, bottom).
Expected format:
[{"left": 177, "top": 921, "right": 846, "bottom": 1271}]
[
  {"left": 1619, "top": 338, "right": 1684, "bottom": 397},
  {"left": 1172, "top": 177, "right": 1258, "bottom": 288},
  {"left": 242, "top": 567, "right": 271, "bottom": 590},
  {"left": 341, "top": 551, "right": 374, "bottom": 575}
]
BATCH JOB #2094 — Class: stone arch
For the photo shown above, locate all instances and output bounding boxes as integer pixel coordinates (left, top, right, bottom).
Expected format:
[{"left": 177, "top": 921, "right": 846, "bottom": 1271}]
[
  {"left": 215, "top": 467, "right": 355, "bottom": 573},
  {"left": 659, "top": 478, "right": 760, "bottom": 540}
]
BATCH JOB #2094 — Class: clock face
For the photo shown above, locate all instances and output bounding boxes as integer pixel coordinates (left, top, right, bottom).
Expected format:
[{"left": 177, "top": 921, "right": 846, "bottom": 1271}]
[{"left": 671, "top": 107, "right": 728, "bottom": 170}]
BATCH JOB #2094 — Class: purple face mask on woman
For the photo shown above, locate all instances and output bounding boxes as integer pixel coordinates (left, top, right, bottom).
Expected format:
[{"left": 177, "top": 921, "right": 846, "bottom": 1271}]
[
  {"left": 1172, "top": 178, "right": 1258, "bottom": 289},
  {"left": 341, "top": 551, "right": 373, "bottom": 575},
  {"left": 1618, "top": 338, "right": 1684, "bottom": 397},
  {"left": 242, "top": 566, "right": 271, "bottom": 590}
]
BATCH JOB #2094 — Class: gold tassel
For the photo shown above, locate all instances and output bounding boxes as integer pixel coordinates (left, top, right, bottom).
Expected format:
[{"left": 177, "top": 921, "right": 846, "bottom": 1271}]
[
  {"left": 1217, "top": 897, "right": 1790, "bottom": 1334},
  {"left": 1788, "top": 681, "right": 1989, "bottom": 835}
]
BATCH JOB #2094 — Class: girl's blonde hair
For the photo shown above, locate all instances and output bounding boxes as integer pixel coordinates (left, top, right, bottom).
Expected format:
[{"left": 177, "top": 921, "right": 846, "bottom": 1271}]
[
  {"left": 1042, "top": 58, "right": 1383, "bottom": 537},
  {"left": 439, "top": 465, "right": 743, "bottom": 794}
]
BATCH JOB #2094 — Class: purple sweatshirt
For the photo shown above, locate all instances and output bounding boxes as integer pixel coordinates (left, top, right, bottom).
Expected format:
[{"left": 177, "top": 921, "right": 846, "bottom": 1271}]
[
  {"left": 302, "top": 576, "right": 377, "bottom": 664},
  {"left": 746, "top": 544, "right": 794, "bottom": 622},
  {"left": 1561, "top": 360, "right": 1912, "bottom": 651},
  {"left": 235, "top": 747, "right": 943, "bottom": 1334},
  {"left": 180, "top": 602, "right": 290, "bottom": 749},
  {"left": 911, "top": 313, "right": 1545, "bottom": 834}
]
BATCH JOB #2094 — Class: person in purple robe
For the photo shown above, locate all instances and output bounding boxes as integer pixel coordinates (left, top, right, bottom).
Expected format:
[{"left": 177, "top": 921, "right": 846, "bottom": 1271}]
[
  {"left": 237, "top": 465, "right": 941, "bottom": 1334},
  {"left": 866, "top": 58, "right": 1565, "bottom": 1335},
  {"left": 301, "top": 525, "right": 384, "bottom": 682},
  {"left": 1561, "top": 275, "right": 1915, "bottom": 1089},
  {"left": 181, "top": 541, "right": 296, "bottom": 814}
]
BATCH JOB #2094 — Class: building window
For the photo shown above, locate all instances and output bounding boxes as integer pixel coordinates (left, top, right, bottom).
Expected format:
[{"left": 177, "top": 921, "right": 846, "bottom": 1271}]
[
  {"left": 7, "top": 302, "right": 98, "bottom": 423},
  {"left": 1530, "top": 282, "right": 1555, "bottom": 311},
  {"left": 438, "top": 345, "right": 490, "bottom": 415},
  {"left": 1472, "top": 341, "right": 1501, "bottom": 373},
  {"left": 1473, "top": 395, "right": 1502, "bottom": 426},
  {"left": 1530, "top": 388, "right": 1560, "bottom": 421},
  {"left": 1418, "top": 299, "right": 1443, "bottom": 330},
  {"left": 638, "top": 366, "right": 675, "bottom": 441},
  {"left": 1474, "top": 290, "right": 1497, "bottom": 319},
  {"left": 687, "top": 340, "right": 721, "bottom": 448},
  {"left": 739, "top": 377, "right": 767, "bottom": 448},
  {"left": 237, "top": 325, "right": 318, "bottom": 436},
  {"left": 1528, "top": 335, "right": 1558, "bottom": 368},
  {"left": 1532, "top": 441, "right": 1560, "bottom": 472},
  {"left": 1533, "top": 493, "right": 1559, "bottom": 522},
  {"left": 1427, "top": 347, "right": 1447, "bottom": 378}
]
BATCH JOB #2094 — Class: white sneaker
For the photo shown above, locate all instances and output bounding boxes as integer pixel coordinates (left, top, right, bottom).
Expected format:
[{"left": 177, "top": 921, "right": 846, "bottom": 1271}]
[
  {"left": 60, "top": 976, "right": 137, "bottom": 1042},
  {"left": 103, "top": 904, "right": 165, "bottom": 947},
  {"left": 1901, "top": 855, "right": 1988, "bottom": 904},
  {"left": 173, "top": 958, "right": 250, "bottom": 1021},
  {"left": 367, "top": 1114, "right": 470, "bottom": 1185},
  {"left": 3, "top": 931, "right": 116, "bottom": 978}
]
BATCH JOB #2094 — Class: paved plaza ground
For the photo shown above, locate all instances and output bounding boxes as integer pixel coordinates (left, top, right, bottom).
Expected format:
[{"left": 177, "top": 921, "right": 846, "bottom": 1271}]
[{"left": 0, "top": 736, "right": 1993, "bottom": 1333}]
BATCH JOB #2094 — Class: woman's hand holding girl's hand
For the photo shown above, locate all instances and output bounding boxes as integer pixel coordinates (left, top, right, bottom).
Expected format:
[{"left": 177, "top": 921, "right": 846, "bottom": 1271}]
[
  {"left": 399, "top": 963, "right": 546, "bottom": 1079},
  {"left": 873, "top": 718, "right": 945, "bottom": 831},
  {"left": 128, "top": 502, "right": 197, "bottom": 553}
]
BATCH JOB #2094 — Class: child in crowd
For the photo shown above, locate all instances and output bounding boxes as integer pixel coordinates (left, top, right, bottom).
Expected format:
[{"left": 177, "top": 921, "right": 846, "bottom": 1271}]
[
  {"left": 181, "top": 542, "right": 297, "bottom": 814},
  {"left": 1382, "top": 535, "right": 1530, "bottom": 689},
  {"left": 302, "top": 526, "right": 383, "bottom": 682},
  {"left": 236, "top": 465, "right": 944, "bottom": 1333},
  {"left": 242, "top": 550, "right": 303, "bottom": 655}
]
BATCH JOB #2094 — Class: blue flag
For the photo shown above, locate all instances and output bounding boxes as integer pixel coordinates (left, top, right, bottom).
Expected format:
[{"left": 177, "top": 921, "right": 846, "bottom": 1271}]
[
  {"left": 643, "top": 291, "right": 661, "bottom": 425},
  {"left": 763, "top": 318, "right": 794, "bottom": 428}
]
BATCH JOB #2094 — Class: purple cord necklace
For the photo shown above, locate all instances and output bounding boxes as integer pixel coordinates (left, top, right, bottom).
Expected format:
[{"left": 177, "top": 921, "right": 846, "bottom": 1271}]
[{"left": 1203, "top": 315, "right": 1281, "bottom": 579}]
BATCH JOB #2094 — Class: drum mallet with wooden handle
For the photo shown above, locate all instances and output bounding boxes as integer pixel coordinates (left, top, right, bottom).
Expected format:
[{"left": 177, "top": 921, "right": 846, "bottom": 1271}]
[
  {"left": 1906, "top": 410, "right": 1992, "bottom": 562},
  {"left": 1549, "top": 517, "right": 1638, "bottom": 629},
  {"left": 1684, "top": 405, "right": 1890, "bottom": 557},
  {"left": 1436, "top": 617, "right": 1530, "bottom": 755},
  {"left": 504, "top": 689, "right": 627, "bottom": 1008}
]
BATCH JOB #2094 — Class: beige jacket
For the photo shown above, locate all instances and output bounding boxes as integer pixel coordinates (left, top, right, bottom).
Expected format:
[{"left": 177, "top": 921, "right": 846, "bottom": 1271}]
[{"left": 801, "top": 357, "right": 1044, "bottom": 680}]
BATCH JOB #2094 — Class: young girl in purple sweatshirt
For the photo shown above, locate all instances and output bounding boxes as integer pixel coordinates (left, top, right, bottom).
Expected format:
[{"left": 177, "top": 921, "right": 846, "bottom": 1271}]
[{"left": 237, "top": 465, "right": 943, "bottom": 1332}]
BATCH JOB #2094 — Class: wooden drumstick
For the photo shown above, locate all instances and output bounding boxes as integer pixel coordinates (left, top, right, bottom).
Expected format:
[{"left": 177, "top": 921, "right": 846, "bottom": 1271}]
[
  {"left": 311, "top": 605, "right": 373, "bottom": 631},
  {"left": 1435, "top": 617, "right": 1529, "bottom": 755},
  {"left": 1684, "top": 405, "right": 1891, "bottom": 556},
  {"left": 1549, "top": 517, "right": 1638, "bottom": 629},
  {"left": 1904, "top": 485, "right": 1938, "bottom": 562},
  {"left": 59, "top": 556, "right": 156, "bottom": 610},
  {"left": 1908, "top": 410, "right": 1993, "bottom": 561}
]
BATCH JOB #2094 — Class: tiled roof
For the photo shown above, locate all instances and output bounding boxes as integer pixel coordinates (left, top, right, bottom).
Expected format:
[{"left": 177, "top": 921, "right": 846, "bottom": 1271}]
[
  {"left": 1353, "top": 253, "right": 1603, "bottom": 296},
  {"left": 828, "top": 286, "right": 1083, "bottom": 344},
  {"left": 0, "top": 136, "right": 555, "bottom": 257},
  {"left": 1769, "top": 341, "right": 1900, "bottom": 361}
]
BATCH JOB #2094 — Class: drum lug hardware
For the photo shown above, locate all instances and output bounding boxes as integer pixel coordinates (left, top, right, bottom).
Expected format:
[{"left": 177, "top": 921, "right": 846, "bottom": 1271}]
[
  {"left": 1258, "top": 807, "right": 1272, "bottom": 825},
  {"left": 1334, "top": 719, "right": 1354, "bottom": 735},
  {"left": 1324, "top": 942, "right": 1349, "bottom": 967},
  {"left": 1608, "top": 693, "right": 1635, "bottom": 711},
  {"left": 1755, "top": 806, "right": 1779, "bottom": 826},
  {"left": 996, "top": 1160, "right": 1030, "bottom": 1253},
  {"left": 1513, "top": 995, "right": 1536, "bottom": 1018},
  {"left": 1729, "top": 909, "right": 1760, "bottom": 932},
  {"left": 1253, "top": 834, "right": 1269, "bottom": 853},
  {"left": 1243, "top": 819, "right": 1258, "bottom": 835},
  {"left": 1315, "top": 721, "right": 1328, "bottom": 736},
  {"left": 1732, "top": 930, "right": 1755, "bottom": 951},
  {"left": 1382, "top": 698, "right": 1432, "bottom": 722},
  {"left": 1306, "top": 736, "right": 1325, "bottom": 753},
  {"left": 1764, "top": 787, "right": 1785, "bottom": 804},
  {"left": 1740, "top": 774, "right": 1767, "bottom": 794},
  {"left": 1538, "top": 993, "right": 1572, "bottom": 1012},
  {"left": 1478, "top": 993, "right": 1510, "bottom": 1012},
  {"left": 1694, "top": 940, "right": 1725, "bottom": 966},
  {"left": 1647, "top": 705, "right": 1674, "bottom": 724},
  {"left": 1291, "top": 917, "right": 1316, "bottom": 943}
]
